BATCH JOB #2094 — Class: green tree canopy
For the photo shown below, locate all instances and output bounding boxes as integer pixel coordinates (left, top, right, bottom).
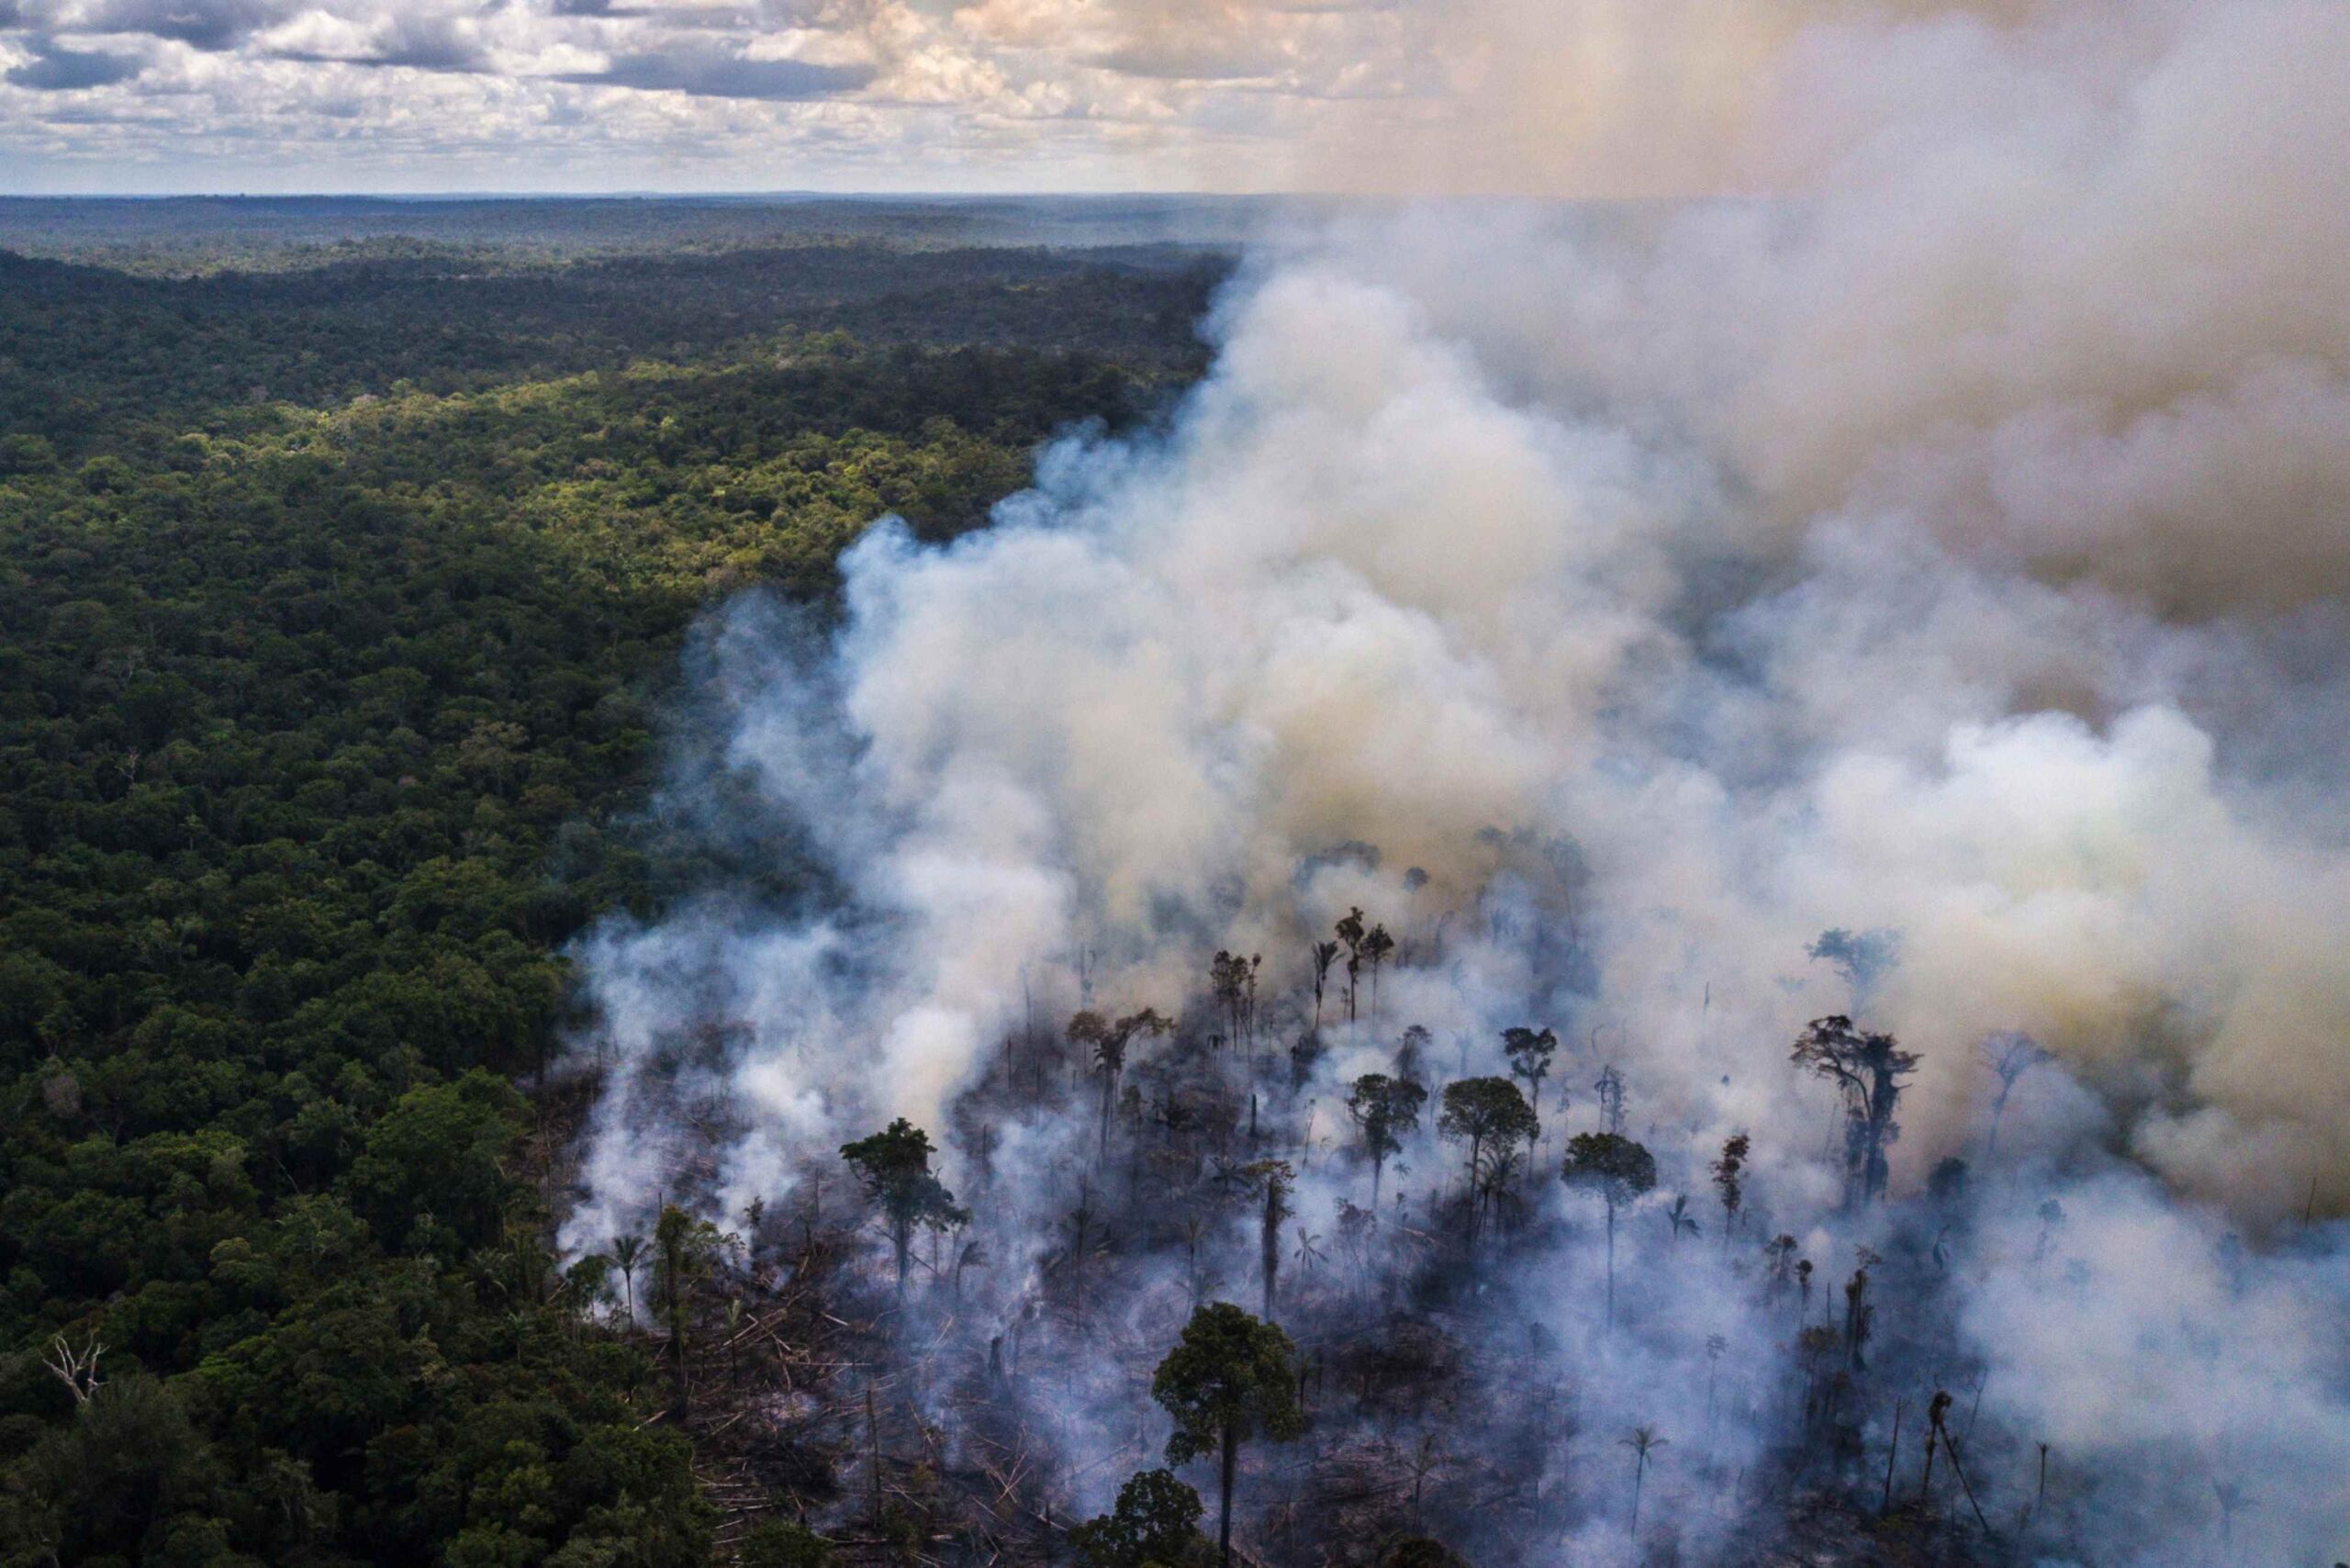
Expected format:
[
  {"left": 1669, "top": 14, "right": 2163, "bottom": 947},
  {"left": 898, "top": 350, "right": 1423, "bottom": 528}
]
[
  {"left": 739, "top": 1518, "right": 834, "bottom": 1568},
  {"left": 1151, "top": 1302, "right": 1304, "bottom": 1568},
  {"left": 1437, "top": 1077, "right": 1538, "bottom": 1236},
  {"left": 1377, "top": 1536, "right": 1471, "bottom": 1568},
  {"left": 1346, "top": 1073, "right": 1427, "bottom": 1210},
  {"left": 1501, "top": 1025, "right": 1558, "bottom": 1114},
  {"left": 1561, "top": 1131, "right": 1657, "bottom": 1206},
  {"left": 839, "top": 1118, "right": 968, "bottom": 1299},
  {"left": 343, "top": 1070, "right": 521, "bottom": 1256},
  {"left": 1069, "top": 1467, "right": 1208, "bottom": 1568},
  {"left": 1561, "top": 1130, "right": 1658, "bottom": 1328}
]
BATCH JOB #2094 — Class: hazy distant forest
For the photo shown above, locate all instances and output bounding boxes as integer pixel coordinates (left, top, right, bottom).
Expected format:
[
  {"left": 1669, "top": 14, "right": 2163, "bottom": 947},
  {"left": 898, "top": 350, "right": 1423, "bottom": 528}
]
[{"left": 0, "top": 199, "right": 1226, "bottom": 1568}]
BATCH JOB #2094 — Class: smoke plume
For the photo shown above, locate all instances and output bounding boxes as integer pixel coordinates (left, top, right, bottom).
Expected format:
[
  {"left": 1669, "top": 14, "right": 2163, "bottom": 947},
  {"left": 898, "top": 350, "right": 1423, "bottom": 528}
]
[{"left": 562, "top": 3, "right": 2350, "bottom": 1562}]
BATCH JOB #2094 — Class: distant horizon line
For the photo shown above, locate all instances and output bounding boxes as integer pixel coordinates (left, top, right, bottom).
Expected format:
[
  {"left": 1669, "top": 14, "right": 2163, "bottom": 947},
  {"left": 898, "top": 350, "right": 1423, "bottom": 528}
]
[{"left": 0, "top": 189, "right": 1320, "bottom": 203}]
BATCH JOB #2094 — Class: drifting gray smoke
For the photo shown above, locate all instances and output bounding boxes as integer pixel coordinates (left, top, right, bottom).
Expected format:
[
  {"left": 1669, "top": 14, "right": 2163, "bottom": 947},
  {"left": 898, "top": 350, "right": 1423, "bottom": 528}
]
[{"left": 562, "top": 2, "right": 2350, "bottom": 1562}]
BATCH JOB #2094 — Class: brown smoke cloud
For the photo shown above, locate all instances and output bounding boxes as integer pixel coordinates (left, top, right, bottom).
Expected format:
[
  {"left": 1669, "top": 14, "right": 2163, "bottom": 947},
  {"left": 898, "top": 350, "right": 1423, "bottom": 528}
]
[{"left": 1317, "top": 3, "right": 2350, "bottom": 599}]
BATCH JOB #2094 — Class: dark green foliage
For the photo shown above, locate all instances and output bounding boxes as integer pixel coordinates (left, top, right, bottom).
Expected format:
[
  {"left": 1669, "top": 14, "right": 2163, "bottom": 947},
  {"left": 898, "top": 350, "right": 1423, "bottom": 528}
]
[
  {"left": 1345, "top": 1073, "right": 1427, "bottom": 1208},
  {"left": 1561, "top": 1131, "right": 1658, "bottom": 1328},
  {"left": 1152, "top": 1303, "right": 1304, "bottom": 1568},
  {"left": 839, "top": 1119, "right": 969, "bottom": 1298},
  {"left": 1376, "top": 1536, "right": 1470, "bottom": 1568},
  {"left": 0, "top": 241, "right": 1220, "bottom": 464},
  {"left": 1069, "top": 1468, "right": 1208, "bottom": 1568},
  {"left": 1560, "top": 1132, "right": 1657, "bottom": 1207},
  {"left": 1500, "top": 1025, "right": 1557, "bottom": 1115},
  {"left": 1436, "top": 1078, "right": 1538, "bottom": 1235},
  {"left": 0, "top": 1375, "right": 224, "bottom": 1564},
  {"left": 1152, "top": 1303, "right": 1305, "bottom": 1467},
  {"left": 1790, "top": 1015, "right": 1919, "bottom": 1207},
  {"left": 1712, "top": 1132, "right": 1750, "bottom": 1239},
  {"left": 344, "top": 1070, "right": 520, "bottom": 1257},
  {"left": 739, "top": 1517, "right": 834, "bottom": 1568},
  {"left": 0, "top": 228, "right": 1184, "bottom": 1565}
]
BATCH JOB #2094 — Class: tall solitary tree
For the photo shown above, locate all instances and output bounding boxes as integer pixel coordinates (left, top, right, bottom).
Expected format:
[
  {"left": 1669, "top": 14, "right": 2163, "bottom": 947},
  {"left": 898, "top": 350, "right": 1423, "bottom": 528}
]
[
  {"left": 1842, "top": 1248, "right": 1880, "bottom": 1371},
  {"left": 650, "top": 1204, "right": 723, "bottom": 1413},
  {"left": 1710, "top": 1133, "right": 1749, "bottom": 1252},
  {"left": 1152, "top": 1303, "right": 1306, "bottom": 1568},
  {"left": 1791, "top": 1015, "right": 1919, "bottom": 1208},
  {"left": 1979, "top": 1030, "right": 2053, "bottom": 1158},
  {"left": 1346, "top": 1073, "right": 1427, "bottom": 1210},
  {"left": 839, "top": 1119, "right": 969, "bottom": 1301},
  {"left": 1620, "top": 1426, "right": 1667, "bottom": 1538},
  {"left": 1593, "top": 1063, "right": 1626, "bottom": 1136},
  {"left": 1240, "top": 1159, "right": 1294, "bottom": 1322},
  {"left": 1310, "top": 941, "right": 1340, "bottom": 1033},
  {"left": 1501, "top": 1026, "right": 1559, "bottom": 1121},
  {"left": 1335, "top": 908, "right": 1367, "bottom": 1024},
  {"left": 1437, "top": 1078, "right": 1539, "bottom": 1239},
  {"left": 1561, "top": 1131, "right": 1657, "bottom": 1328},
  {"left": 1209, "top": 953, "right": 1248, "bottom": 1047},
  {"left": 1360, "top": 924, "right": 1396, "bottom": 1021},
  {"left": 609, "top": 1232, "right": 645, "bottom": 1324}
]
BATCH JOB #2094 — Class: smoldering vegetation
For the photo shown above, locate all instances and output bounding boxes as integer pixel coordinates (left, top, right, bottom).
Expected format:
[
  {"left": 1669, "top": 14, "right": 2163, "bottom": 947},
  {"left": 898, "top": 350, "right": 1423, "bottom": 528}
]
[{"left": 545, "top": 4, "right": 2350, "bottom": 1565}]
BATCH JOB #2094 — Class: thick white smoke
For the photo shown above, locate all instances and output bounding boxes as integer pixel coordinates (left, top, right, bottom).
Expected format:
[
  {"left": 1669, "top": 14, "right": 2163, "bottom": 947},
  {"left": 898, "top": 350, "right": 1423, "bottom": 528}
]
[{"left": 562, "top": 2, "right": 2350, "bottom": 1560}]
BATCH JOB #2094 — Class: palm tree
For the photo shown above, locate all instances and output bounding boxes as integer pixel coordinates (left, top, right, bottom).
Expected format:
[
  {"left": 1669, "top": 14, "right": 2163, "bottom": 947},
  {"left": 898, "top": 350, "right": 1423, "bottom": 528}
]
[
  {"left": 1335, "top": 909, "right": 1366, "bottom": 1024},
  {"left": 1070, "top": 1008, "right": 1173, "bottom": 1164},
  {"left": 1292, "top": 1226, "right": 1327, "bottom": 1282},
  {"left": 1663, "top": 1193, "right": 1701, "bottom": 1243},
  {"left": 610, "top": 1233, "right": 644, "bottom": 1324},
  {"left": 1310, "top": 941, "right": 1339, "bottom": 1032},
  {"left": 2211, "top": 1478, "right": 2249, "bottom": 1550},
  {"left": 1360, "top": 924, "right": 1395, "bottom": 1020},
  {"left": 1980, "top": 1030, "right": 2053, "bottom": 1157},
  {"left": 1621, "top": 1426, "right": 1667, "bottom": 1536}
]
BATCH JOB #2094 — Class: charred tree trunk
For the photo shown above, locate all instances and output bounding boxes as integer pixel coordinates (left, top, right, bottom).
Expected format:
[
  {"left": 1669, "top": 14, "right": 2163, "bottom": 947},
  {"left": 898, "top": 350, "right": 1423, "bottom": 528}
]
[
  {"left": 1465, "top": 1132, "right": 1483, "bottom": 1240},
  {"left": 1218, "top": 1417, "right": 1238, "bottom": 1568},
  {"left": 1099, "top": 1070, "right": 1117, "bottom": 1167},
  {"left": 1262, "top": 1178, "right": 1284, "bottom": 1322},
  {"left": 1604, "top": 1194, "right": 1618, "bottom": 1331}
]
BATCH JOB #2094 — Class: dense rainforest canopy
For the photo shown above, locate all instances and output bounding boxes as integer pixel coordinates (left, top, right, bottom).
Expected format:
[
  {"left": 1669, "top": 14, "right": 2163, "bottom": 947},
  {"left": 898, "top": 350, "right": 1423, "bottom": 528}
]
[{"left": 0, "top": 218, "right": 1223, "bottom": 1567}]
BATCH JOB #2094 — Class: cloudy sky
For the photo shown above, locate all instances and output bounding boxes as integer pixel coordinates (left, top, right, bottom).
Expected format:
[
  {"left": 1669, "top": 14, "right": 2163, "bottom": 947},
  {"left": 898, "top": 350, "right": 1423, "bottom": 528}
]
[
  {"left": 0, "top": 0, "right": 1473, "bottom": 192},
  {"left": 1, "top": 3, "right": 2252, "bottom": 201}
]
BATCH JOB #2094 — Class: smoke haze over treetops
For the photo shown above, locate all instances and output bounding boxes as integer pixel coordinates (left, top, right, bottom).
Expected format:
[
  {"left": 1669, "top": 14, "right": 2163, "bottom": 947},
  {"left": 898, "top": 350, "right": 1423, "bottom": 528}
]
[{"left": 564, "top": 2, "right": 2350, "bottom": 1560}]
